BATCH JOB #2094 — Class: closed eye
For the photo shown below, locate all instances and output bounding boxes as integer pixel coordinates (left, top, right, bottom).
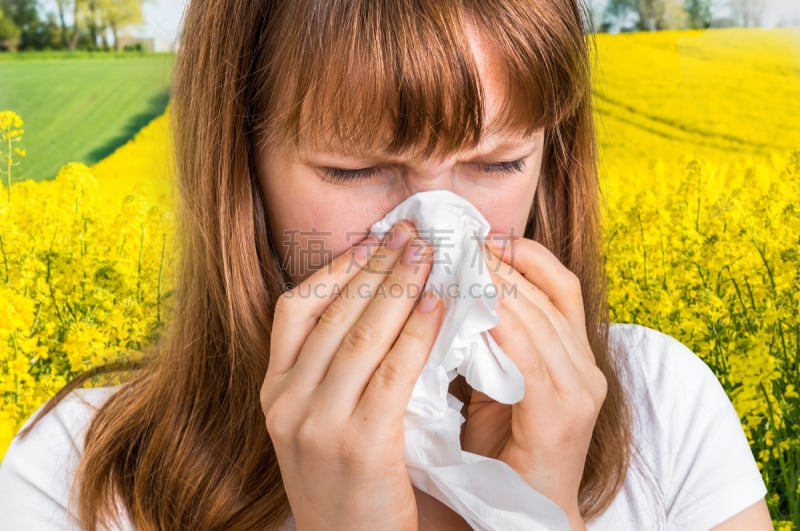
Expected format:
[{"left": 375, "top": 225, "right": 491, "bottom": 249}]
[
  {"left": 321, "top": 166, "right": 383, "bottom": 184},
  {"left": 320, "top": 158, "right": 527, "bottom": 184},
  {"left": 479, "top": 159, "right": 526, "bottom": 174}
]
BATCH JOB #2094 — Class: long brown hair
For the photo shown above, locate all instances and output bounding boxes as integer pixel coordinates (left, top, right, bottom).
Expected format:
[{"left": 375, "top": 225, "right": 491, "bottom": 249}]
[{"left": 17, "top": 0, "right": 654, "bottom": 528}]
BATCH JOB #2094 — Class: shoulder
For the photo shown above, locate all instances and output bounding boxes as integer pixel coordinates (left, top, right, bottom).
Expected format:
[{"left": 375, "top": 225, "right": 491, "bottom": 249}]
[
  {"left": 0, "top": 386, "right": 121, "bottom": 529},
  {"left": 604, "top": 323, "right": 767, "bottom": 530},
  {"left": 607, "top": 322, "right": 731, "bottom": 440},
  {"left": 609, "top": 322, "right": 716, "bottom": 394},
  {"left": 608, "top": 322, "right": 755, "bottom": 449}
]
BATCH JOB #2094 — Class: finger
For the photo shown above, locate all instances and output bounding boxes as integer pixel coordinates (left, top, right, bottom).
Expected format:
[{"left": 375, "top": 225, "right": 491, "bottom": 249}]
[
  {"left": 356, "top": 289, "right": 443, "bottom": 432},
  {"left": 485, "top": 233, "right": 592, "bottom": 355},
  {"left": 267, "top": 235, "right": 380, "bottom": 377},
  {"left": 482, "top": 243, "right": 596, "bottom": 369},
  {"left": 314, "top": 236, "right": 435, "bottom": 413},
  {"left": 290, "top": 221, "right": 420, "bottom": 390},
  {"left": 489, "top": 264, "right": 584, "bottom": 397},
  {"left": 488, "top": 288, "right": 551, "bottom": 393}
]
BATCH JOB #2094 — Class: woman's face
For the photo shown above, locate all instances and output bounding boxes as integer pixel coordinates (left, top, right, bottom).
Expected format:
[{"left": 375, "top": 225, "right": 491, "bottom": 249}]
[{"left": 256, "top": 24, "right": 544, "bottom": 286}]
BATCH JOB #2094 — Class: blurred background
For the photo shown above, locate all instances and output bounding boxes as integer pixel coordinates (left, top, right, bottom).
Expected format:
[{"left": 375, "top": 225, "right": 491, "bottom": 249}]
[{"left": 0, "top": 0, "right": 799, "bottom": 527}]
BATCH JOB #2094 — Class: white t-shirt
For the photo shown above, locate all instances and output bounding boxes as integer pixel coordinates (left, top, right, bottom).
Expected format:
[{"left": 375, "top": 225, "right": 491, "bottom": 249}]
[{"left": 0, "top": 323, "right": 767, "bottom": 530}]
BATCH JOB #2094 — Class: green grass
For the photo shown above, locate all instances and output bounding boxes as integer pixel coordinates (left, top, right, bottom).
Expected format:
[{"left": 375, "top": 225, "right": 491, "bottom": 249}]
[
  {"left": 0, "top": 50, "right": 172, "bottom": 61},
  {"left": 0, "top": 54, "right": 174, "bottom": 181}
]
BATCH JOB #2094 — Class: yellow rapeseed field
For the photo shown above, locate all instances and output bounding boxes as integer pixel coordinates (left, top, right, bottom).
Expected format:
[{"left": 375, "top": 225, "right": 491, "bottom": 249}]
[
  {"left": 0, "top": 111, "right": 175, "bottom": 456},
  {"left": 1, "top": 27, "right": 799, "bottom": 526},
  {"left": 594, "top": 27, "right": 799, "bottom": 528},
  {"left": 90, "top": 108, "right": 176, "bottom": 206}
]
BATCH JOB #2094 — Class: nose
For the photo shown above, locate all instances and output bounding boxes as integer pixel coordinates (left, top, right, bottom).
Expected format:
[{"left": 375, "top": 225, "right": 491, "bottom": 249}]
[{"left": 402, "top": 156, "right": 459, "bottom": 195}]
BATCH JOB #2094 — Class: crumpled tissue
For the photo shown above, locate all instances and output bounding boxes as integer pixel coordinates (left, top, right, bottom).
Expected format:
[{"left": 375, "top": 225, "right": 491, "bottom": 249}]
[{"left": 368, "top": 190, "right": 570, "bottom": 531}]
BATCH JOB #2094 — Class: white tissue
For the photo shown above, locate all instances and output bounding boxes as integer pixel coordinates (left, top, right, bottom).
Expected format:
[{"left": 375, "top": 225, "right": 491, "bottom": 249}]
[{"left": 369, "top": 190, "right": 570, "bottom": 531}]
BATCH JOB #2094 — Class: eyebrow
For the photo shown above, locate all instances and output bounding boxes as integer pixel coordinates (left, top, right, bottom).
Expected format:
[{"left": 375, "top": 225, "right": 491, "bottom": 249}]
[{"left": 303, "top": 136, "right": 539, "bottom": 165}]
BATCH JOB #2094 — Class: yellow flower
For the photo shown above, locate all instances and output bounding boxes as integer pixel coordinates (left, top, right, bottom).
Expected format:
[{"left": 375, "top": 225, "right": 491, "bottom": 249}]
[{"left": 0, "top": 111, "right": 23, "bottom": 130}]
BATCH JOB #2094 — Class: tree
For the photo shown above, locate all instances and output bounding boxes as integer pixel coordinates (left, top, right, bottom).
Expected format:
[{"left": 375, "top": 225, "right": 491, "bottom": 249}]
[
  {"left": 0, "top": 0, "right": 35, "bottom": 29},
  {"left": 602, "top": 0, "right": 639, "bottom": 32},
  {"left": 86, "top": 0, "right": 99, "bottom": 49},
  {"left": 0, "top": 0, "right": 36, "bottom": 49},
  {"left": 96, "top": 0, "right": 145, "bottom": 50},
  {"left": 731, "top": 0, "right": 766, "bottom": 27},
  {"left": 53, "top": 0, "right": 73, "bottom": 48},
  {"left": 684, "top": 0, "right": 711, "bottom": 29},
  {"left": 69, "top": 0, "right": 89, "bottom": 50},
  {"left": 25, "top": 13, "right": 65, "bottom": 49},
  {"left": 636, "top": 0, "right": 689, "bottom": 30},
  {"left": 0, "top": 6, "right": 22, "bottom": 50},
  {"left": 0, "top": 0, "right": 144, "bottom": 51},
  {"left": 636, "top": 0, "right": 662, "bottom": 30},
  {"left": 661, "top": 0, "right": 689, "bottom": 29}
]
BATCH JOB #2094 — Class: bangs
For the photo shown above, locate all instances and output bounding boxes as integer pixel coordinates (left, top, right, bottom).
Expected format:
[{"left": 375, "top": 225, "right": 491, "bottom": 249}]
[{"left": 250, "top": 0, "right": 590, "bottom": 159}]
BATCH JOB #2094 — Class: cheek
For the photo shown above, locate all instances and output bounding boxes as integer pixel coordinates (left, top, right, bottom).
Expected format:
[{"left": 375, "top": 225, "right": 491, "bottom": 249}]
[
  {"left": 258, "top": 152, "right": 391, "bottom": 284},
  {"left": 480, "top": 203, "right": 532, "bottom": 237},
  {"left": 471, "top": 154, "right": 541, "bottom": 236},
  {"left": 467, "top": 178, "right": 538, "bottom": 237},
  {"left": 268, "top": 193, "right": 384, "bottom": 284}
]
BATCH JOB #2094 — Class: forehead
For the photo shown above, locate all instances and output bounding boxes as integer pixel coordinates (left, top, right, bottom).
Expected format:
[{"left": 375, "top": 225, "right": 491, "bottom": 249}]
[
  {"left": 298, "top": 128, "right": 542, "bottom": 163},
  {"left": 291, "top": 30, "right": 528, "bottom": 159},
  {"left": 253, "top": 4, "right": 553, "bottom": 160}
]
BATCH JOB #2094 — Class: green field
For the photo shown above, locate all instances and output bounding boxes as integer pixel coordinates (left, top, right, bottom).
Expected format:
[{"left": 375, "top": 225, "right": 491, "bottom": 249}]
[{"left": 0, "top": 54, "right": 174, "bottom": 181}]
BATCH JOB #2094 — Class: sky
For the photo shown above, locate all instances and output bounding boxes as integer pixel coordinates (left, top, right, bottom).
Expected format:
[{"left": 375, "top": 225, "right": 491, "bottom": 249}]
[
  {"left": 41, "top": 0, "right": 800, "bottom": 44},
  {"left": 140, "top": 0, "right": 186, "bottom": 42},
  {"left": 37, "top": 0, "right": 186, "bottom": 43},
  {"left": 713, "top": 0, "right": 800, "bottom": 25},
  {"left": 762, "top": 0, "right": 800, "bottom": 26}
]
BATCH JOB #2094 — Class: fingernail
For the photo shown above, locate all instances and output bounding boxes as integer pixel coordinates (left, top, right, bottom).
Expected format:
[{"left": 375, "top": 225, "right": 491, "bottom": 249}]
[
  {"left": 387, "top": 221, "right": 412, "bottom": 250},
  {"left": 402, "top": 240, "right": 418, "bottom": 265},
  {"left": 352, "top": 237, "right": 378, "bottom": 260},
  {"left": 418, "top": 289, "right": 439, "bottom": 313},
  {"left": 403, "top": 239, "right": 431, "bottom": 266}
]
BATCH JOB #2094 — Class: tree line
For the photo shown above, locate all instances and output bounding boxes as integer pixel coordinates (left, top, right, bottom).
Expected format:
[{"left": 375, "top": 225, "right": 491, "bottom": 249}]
[
  {"left": 0, "top": 0, "right": 779, "bottom": 53},
  {"left": 589, "top": 0, "right": 771, "bottom": 32},
  {"left": 0, "top": 0, "right": 146, "bottom": 51}
]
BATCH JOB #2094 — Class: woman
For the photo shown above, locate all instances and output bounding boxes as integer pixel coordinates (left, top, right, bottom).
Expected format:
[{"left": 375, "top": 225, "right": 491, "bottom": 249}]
[{"left": 0, "top": 0, "right": 772, "bottom": 529}]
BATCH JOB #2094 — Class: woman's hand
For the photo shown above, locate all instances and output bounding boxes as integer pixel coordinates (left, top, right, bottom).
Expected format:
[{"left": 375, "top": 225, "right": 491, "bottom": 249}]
[
  {"left": 260, "top": 221, "right": 444, "bottom": 531},
  {"left": 460, "top": 234, "right": 608, "bottom": 529}
]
